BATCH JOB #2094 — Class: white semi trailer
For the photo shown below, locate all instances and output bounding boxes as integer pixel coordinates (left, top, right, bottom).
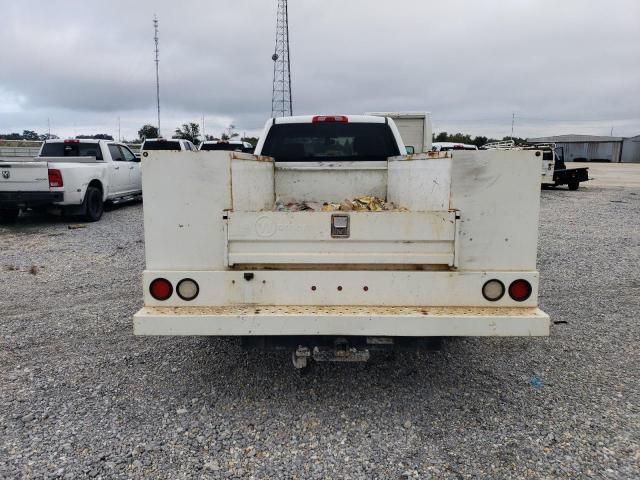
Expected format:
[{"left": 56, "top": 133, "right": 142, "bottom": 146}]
[
  {"left": 366, "top": 111, "right": 432, "bottom": 154},
  {"left": 134, "top": 114, "right": 549, "bottom": 368}
]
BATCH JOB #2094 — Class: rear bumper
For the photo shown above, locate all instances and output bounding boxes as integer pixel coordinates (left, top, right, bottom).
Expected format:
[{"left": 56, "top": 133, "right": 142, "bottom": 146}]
[
  {"left": 134, "top": 305, "right": 550, "bottom": 337},
  {"left": 0, "top": 191, "right": 63, "bottom": 208},
  {"left": 553, "top": 168, "right": 589, "bottom": 184}
]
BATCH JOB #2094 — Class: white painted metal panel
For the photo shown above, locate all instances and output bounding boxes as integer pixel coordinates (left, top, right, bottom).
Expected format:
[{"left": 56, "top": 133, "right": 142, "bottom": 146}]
[
  {"left": 142, "top": 270, "right": 540, "bottom": 307},
  {"left": 230, "top": 153, "right": 274, "bottom": 211},
  {"left": 226, "top": 211, "right": 456, "bottom": 265},
  {"left": 366, "top": 112, "right": 432, "bottom": 152},
  {"left": 388, "top": 154, "right": 451, "bottom": 211},
  {"left": 134, "top": 305, "right": 550, "bottom": 337},
  {"left": 142, "top": 151, "right": 232, "bottom": 270},
  {"left": 0, "top": 161, "right": 49, "bottom": 191},
  {"left": 450, "top": 150, "right": 541, "bottom": 270},
  {"left": 274, "top": 161, "right": 387, "bottom": 203}
]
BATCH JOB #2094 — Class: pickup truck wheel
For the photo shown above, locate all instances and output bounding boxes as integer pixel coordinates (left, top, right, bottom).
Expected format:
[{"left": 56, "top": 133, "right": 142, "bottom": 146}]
[
  {"left": 568, "top": 180, "right": 580, "bottom": 191},
  {"left": 0, "top": 208, "right": 19, "bottom": 223},
  {"left": 82, "top": 186, "right": 104, "bottom": 222}
]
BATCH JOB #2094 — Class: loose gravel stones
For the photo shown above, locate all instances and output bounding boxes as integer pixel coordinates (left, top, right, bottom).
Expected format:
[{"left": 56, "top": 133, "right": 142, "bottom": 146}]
[{"left": 1, "top": 185, "right": 639, "bottom": 479}]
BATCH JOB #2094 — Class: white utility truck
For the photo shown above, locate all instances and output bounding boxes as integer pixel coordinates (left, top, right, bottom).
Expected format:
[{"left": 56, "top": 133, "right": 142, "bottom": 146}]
[
  {"left": 367, "top": 111, "right": 432, "bottom": 154},
  {"left": 134, "top": 114, "right": 549, "bottom": 368},
  {"left": 0, "top": 139, "right": 142, "bottom": 222}
]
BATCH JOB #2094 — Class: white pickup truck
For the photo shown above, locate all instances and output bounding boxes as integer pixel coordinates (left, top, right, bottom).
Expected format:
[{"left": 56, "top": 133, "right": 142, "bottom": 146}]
[
  {"left": 134, "top": 114, "right": 549, "bottom": 368},
  {"left": 0, "top": 139, "right": 142, "bottom": 222}
]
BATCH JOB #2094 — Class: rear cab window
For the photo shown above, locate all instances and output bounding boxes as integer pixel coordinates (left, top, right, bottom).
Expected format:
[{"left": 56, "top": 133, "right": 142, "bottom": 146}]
[
  {"left": 200, "top": 143, "right": 241, "bottom": 151},
  {"left": 40, "top": 142, "right": 103, "bottom": 160},
  {"left": 142, "top": 140, "right": 182, "bottom": 151},
  {"left": 260, "top": 122, "right": 400, "bottom": 161}
]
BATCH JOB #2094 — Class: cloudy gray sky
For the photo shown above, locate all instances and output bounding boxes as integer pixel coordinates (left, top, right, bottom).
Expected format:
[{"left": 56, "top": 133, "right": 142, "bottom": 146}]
[{"left": 1, "top": 0, "right": 639, "bottom": 140}]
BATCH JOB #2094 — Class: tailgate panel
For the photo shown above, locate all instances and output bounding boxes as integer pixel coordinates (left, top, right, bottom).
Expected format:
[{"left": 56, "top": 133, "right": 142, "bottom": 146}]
[
  {"left": 0, "top": 161, "right": 49, "bottom": 192},
  {"left": 227, "top": 211, "right": 456, "bottom": 265}
]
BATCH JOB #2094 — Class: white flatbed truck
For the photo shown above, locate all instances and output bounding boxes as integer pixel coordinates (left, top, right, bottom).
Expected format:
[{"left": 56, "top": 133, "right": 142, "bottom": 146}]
[{"left": 134, "top": 114, "right": 549, "bottom": 368}]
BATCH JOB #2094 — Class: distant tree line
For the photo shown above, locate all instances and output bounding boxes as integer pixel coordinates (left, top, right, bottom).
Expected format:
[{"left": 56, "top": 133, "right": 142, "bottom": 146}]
[
  {"left": 0, "top": 130, "right": 59, "bottom": 141},
  {"left": 434, "top": 132, "right": 528, "bottom": 147},
  {"left": 138, "top": 122, "right": 258, "bottom": 146},
  {"left": 3, "top": 127, "right": 528, "bottom": 149},
  {"left": 0, "top": 131, "right": 116, "bottom": 141}
]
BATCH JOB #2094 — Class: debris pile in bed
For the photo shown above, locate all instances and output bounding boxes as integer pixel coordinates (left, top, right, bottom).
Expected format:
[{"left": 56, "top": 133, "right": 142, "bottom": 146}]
[{"left": 274, "top": 195, "right": 406, "bottom": 212}]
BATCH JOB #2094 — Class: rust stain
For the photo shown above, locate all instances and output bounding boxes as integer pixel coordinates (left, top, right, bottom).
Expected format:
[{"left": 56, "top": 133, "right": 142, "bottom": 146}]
[
  {"left": 231, "top": 152, "right": 273, "bottom": 162},
  {"left": 396, "top": 151, "right": 450, "bottom": 160}
]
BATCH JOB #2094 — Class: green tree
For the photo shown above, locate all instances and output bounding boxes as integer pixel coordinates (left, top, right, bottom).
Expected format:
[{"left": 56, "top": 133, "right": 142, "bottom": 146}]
[
  {"left": 472, "top": 136, "right": 488, "bottom": 147},
  {"left": 220, "top": 132, "right": 239, "bottom": 141},
  {"left": 220, "top": 124, "right": 239, "bottom": 141},
  {"left": 241, "top": 136, "right": 259, "bottom": 146},
  {"left": 174, "top": 122, "right": 201, "bottom": 145},
  {"left": 22, "top": 130, "right": 39, "bottom": 140},
  {"left": 435, "top": 131, "right": 448, "bottom": 142},
  {"left": 138, "top": 124, "right": 159, "bottom": 141}
]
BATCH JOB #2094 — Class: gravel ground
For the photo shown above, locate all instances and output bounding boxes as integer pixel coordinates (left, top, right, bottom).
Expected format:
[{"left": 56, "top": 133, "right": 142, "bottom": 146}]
[{"left": 1, "top": 184, "right": 639, "bottom": 479}]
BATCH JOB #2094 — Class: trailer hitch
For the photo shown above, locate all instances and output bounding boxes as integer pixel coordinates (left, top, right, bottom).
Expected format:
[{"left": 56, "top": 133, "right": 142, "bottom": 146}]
[{"left": 291, "top": 341, "right": 370, "bottom": 369}]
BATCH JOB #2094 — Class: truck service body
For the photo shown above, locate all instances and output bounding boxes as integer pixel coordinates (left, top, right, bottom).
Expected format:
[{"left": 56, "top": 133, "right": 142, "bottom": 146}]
[{"left": 134, "top": 114, "right": 549, "bottom": 366}]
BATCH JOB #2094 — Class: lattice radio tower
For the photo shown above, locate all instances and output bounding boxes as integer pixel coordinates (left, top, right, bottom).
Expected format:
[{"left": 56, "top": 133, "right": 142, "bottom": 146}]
[{"left": 271, "top": 0, "right": 292, "bottom": 117}]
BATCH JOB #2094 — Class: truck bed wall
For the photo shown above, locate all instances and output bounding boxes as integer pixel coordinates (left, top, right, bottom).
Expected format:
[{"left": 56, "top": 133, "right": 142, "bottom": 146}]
[
  {"left": 142, "top": 150, "right": 542, "bottom": 272},
  {"left": 450, "top": 150, "right": 541, "bottom": 270},
  {"left": 142, "top": 151, "right": 232, "bottom": 270}
]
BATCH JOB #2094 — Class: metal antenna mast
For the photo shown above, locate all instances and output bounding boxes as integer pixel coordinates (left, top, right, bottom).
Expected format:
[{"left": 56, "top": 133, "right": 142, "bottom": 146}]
[
  {"left": 271, "top": 0, "right": 292, "bottom": 117},
  {"left": 153, "top": 15, "right": 161, "bottom": 135}
]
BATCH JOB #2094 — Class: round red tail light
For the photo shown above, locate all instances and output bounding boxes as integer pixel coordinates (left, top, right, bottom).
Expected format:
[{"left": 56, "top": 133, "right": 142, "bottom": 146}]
[
  {"left": 149, "top": 278, "right": 173, "bottom": 301},
  {"left": 508, "top": 279, "right": 532, "bottom": 302}
]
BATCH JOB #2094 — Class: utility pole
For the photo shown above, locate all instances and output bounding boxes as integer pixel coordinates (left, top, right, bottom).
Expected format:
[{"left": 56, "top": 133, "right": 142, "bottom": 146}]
[
  {"left": 154, "top": 15, "right": 161, "bottom": 136},
  {"left": 271, "top": 0, "right": 292, "bottom": 117},
  {"left": 118, "top": 117, "right": 121, "bottom": 142},
  {"left": 47, "top": 118, "right": 51, "bottom": 139},
  {"left": 511, "top": 112, "right": 515, "bottom": 140}
]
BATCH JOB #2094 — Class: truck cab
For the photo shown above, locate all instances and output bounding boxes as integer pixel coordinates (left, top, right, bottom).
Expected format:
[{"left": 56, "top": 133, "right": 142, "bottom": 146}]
[{"left": 134, "top": 114, "right": 549, "bottom": 368}]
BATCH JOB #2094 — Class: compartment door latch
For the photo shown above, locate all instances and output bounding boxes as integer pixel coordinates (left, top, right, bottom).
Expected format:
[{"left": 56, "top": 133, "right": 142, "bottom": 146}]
[{"left": 331, "top": 214, "right": 350, "bottom": 238}]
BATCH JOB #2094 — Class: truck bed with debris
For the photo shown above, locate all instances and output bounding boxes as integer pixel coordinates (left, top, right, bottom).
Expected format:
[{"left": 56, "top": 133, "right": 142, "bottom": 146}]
[{"left": 134, "top": 114, "right": 549, "bottom": 368}]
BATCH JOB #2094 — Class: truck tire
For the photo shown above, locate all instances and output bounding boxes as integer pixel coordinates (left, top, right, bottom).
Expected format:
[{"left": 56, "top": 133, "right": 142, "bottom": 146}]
[
  {"left": 82, "top": 186, "right": 104, "bottom": 222},
  {"left": 568, "top": 180, "right": 580, "bottom": 191},
  {"left": 0, "top": 208, "right": 19, "bottom": 224}
]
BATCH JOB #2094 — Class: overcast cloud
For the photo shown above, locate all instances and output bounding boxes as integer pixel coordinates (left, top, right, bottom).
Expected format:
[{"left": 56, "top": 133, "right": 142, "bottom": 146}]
[{"left": 1, "top": 0, "right": 639, "bottom": 140}]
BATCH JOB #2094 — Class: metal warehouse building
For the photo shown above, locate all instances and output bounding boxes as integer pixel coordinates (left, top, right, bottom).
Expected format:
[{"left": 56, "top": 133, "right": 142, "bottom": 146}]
[
  {"left": 621, "top": 135, "right": 640, "bottom": 163},
  {"left": 527, "top": 134, "right": 625, "bottom": 162}
]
